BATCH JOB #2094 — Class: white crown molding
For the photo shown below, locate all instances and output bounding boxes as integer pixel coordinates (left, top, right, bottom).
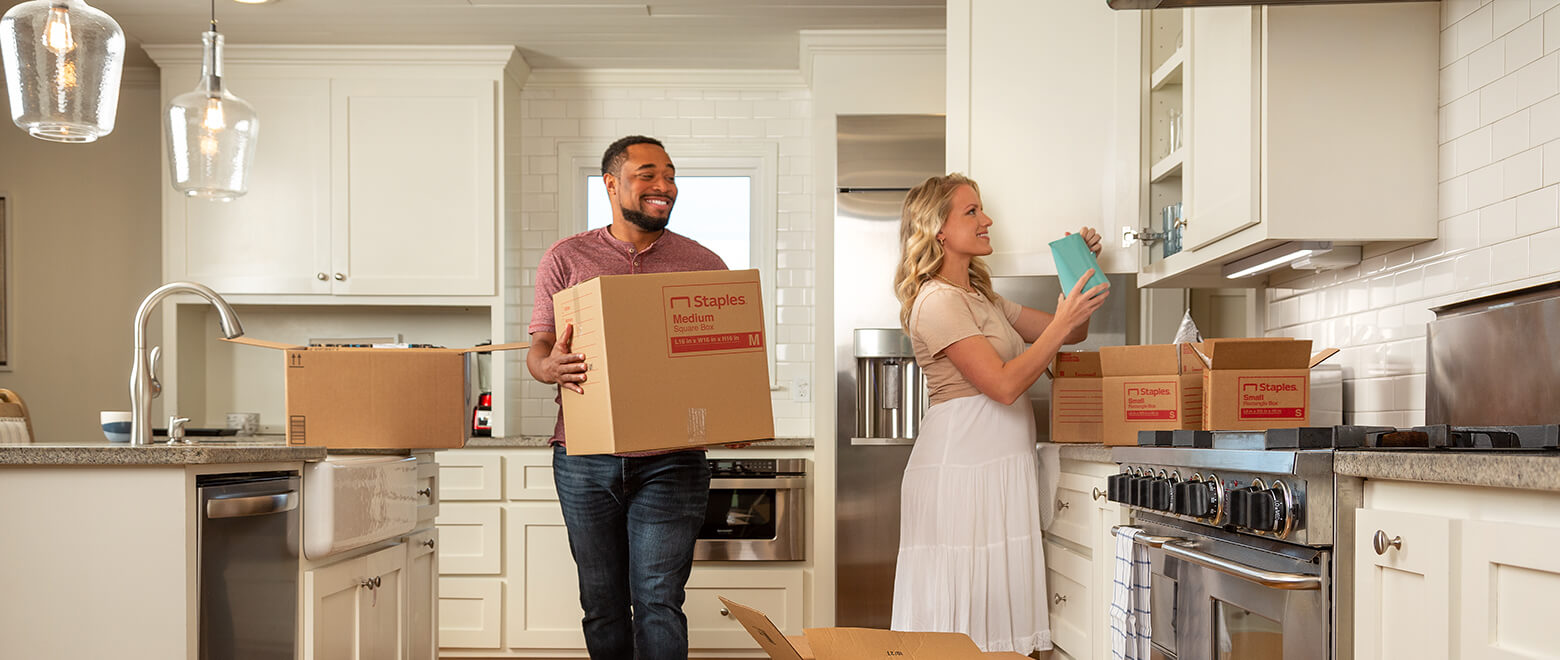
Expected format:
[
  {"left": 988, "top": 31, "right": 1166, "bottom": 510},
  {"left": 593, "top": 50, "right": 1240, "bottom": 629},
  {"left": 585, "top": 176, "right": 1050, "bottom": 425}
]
[
  {"left": 797, "top": 29, "right": 946, "bottom": 86},
  {"left": 524, "top": 68, "right": 805, "bottom": 89},
  {"left": 140, "top": 44, "right": 522, "bottom": 68},
  {"left": 122, "top": 66, "right": 160, "bottom": 87}
]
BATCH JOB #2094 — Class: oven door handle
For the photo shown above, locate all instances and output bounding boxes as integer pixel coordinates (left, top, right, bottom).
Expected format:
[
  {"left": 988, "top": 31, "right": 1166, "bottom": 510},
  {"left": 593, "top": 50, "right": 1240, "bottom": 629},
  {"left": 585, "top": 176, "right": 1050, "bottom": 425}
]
[
  {"left": 709, "top": 477, "right": 807, "bottom": 489},
  {"left": 1114, "top": 528, "right": 1321, "bottom": 591}
]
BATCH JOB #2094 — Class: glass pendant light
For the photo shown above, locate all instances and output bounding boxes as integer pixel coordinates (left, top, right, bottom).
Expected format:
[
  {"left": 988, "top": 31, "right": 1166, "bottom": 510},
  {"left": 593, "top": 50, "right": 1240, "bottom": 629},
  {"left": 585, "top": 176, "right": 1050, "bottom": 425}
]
[
  {"left": 166, "top": 0, "right": 258, "bottom": 201},
  {"left": 0, "top": 0, "right": 126, "bottom": 142}
]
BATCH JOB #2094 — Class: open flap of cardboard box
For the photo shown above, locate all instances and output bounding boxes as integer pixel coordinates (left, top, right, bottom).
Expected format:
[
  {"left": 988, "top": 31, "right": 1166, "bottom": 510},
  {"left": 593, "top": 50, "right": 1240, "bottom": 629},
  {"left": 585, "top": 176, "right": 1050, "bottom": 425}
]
[{"left": 719, "top": 597, "right": 1028, "bottom": 660}]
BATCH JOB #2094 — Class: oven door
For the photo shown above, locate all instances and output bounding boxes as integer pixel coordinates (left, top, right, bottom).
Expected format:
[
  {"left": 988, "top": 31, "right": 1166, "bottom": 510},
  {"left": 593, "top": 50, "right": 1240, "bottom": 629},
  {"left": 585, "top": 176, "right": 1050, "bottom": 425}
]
[
  {"left": 694, "top": 475, "right": 806, "bottom": 561},
  {"left": 1135, "top": 518, "right": 1330, "bottom": 660}
]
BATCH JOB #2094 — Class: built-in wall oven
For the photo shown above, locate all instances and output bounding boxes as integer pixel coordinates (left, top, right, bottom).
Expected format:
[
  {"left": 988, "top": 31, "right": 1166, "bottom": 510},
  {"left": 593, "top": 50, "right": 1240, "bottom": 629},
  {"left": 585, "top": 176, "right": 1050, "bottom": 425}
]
[{"left": 694, "top": 458, "right": 805, "bottom": 561}]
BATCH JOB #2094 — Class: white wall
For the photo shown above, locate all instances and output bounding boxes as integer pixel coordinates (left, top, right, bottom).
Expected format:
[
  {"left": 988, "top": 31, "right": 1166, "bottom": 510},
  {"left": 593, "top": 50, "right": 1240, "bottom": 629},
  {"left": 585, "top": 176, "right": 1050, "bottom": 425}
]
[
  {"left": 0, "top": 69, "right": 164, "bottom": 441},
  {"left": 1264, "top": 0, "right": 1560, "bottom": 426},
  {"left": 512, "top": 72, "right": 817, "bottom": 439}
]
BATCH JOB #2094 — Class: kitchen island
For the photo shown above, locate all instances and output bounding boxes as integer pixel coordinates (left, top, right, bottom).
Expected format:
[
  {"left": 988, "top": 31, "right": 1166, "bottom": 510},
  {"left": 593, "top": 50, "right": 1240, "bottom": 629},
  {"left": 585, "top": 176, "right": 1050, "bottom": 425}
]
[{"left": 0, "top": 439, "right": 437, "bottom": 660}]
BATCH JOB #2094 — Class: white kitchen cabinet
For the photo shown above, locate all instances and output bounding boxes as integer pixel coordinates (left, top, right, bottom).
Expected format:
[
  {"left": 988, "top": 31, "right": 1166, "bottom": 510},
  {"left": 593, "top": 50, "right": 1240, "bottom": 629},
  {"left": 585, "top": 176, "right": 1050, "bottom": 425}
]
[
  {"left": 946, "top": 0, "right": 1142, "bottom": 277},
  {"left": 146, "top": 47, "right": 518, "bottom": 299},
  {"left": 1354, "top": 480, "right": 1560, "bottom": 660},
  {"left": 1353, "top": 508, "right": 1452, "bottom": 660},
  {"left": 303, "top": 543, "right": 408, "bottom": 660},
  {"left": 1134, "top": 4, "right": 1439, "bottom": 287},
  {"left": 1042, "top": 456, "right": 1129, "bottom": 660},
  {"left": 437, "top": 447, "right": 809, "bottom": 658},
  {"left": 405, "top": 528, "right": 440, "bottom": 660}
]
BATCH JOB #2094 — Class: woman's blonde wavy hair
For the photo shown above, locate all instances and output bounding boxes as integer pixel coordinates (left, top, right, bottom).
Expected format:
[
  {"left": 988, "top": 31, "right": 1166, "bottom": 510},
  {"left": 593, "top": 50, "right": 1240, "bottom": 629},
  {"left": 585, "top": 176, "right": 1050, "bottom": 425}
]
[{"left": 895, "top": 173, "right": 996, "bottom": 330}]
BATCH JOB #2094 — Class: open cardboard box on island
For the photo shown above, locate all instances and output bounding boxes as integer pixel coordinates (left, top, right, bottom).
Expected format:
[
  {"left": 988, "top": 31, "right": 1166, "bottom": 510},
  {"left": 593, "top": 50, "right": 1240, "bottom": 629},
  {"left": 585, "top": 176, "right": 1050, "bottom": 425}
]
[{"left": 719, "top": 597, "right": 1030, "bottom": 659}]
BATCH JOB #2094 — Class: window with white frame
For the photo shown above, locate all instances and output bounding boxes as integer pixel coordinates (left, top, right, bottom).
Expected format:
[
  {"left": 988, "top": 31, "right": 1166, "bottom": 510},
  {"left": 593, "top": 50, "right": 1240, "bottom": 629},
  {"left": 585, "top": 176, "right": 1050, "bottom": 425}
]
[{"left": 557, "top": 142, "right": 779, "bottom": 385}]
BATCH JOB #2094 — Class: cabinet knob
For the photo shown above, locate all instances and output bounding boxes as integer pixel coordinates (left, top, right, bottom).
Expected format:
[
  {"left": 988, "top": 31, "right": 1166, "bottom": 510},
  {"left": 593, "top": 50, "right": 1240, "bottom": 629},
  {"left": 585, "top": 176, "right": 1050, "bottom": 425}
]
[
  {"left": 1092, "top": 487, "right": 1106, "bottom": 501},
  {"left": 334, "top": 272, "right": 346, "bottom": 281},
  {"left": 1372, "top": 530, "right": 1402, "bottom": 555},
  {"left": 417, "top": 487, "right": 433, "bottom": 498},
  {"left": 1053, "top": 593, "right": 1067, "bottom": 605},
  {"left": 422, "top": 539, "right": 435, "bottom": 549},
  {"left": 719, "top": 608, "right": 730, "bottom": 617},
  {"left": 317, "top": 272, "right": 328, "bottom": 281},
  {"left": 1056, "top": 499, "right": 1070, "bottom": 511}
]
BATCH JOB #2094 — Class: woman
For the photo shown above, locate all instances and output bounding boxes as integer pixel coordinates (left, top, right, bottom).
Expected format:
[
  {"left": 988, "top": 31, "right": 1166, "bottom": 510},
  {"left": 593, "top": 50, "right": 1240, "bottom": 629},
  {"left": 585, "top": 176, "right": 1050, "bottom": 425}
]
[{"left": 890, "top": 173, "right": 1109, "bottom": 655}]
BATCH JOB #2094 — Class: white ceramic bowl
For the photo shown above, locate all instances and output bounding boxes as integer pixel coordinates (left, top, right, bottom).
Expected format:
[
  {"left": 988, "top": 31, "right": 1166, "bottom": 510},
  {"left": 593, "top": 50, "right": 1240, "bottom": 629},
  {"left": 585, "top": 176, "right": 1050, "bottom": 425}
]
[{"left": 100, "top": 411, "right": 132, "bottom": 443}]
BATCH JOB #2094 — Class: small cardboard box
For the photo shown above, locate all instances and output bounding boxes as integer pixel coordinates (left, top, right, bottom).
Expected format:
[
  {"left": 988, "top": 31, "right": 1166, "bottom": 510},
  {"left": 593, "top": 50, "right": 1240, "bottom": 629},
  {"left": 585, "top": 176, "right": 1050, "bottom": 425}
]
[
  {"left": 1050, "top": 351, "right": 1102, "bottom": 443},
  {"left": 552, "top": 269, "right": 775, "bottom": 455},
  {"left": 1193, "top": 338, "right": 1339, "bottom": 431},
  {"left": 718, "top": 597, "right": 1028, "bottom": 660},
  {"left": 1100, "top": 343, "right": 1205, "bottom": 445},
  {"left": 225, "top": 337, "right": 530, "bottom": 449}
]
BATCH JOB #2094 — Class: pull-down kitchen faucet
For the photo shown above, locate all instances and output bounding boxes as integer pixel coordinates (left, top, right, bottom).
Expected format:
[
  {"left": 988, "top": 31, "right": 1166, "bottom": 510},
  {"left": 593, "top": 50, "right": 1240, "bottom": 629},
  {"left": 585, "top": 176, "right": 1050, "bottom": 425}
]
[{"left": 129, "top": 282, "right": 244, "bottom": 446}]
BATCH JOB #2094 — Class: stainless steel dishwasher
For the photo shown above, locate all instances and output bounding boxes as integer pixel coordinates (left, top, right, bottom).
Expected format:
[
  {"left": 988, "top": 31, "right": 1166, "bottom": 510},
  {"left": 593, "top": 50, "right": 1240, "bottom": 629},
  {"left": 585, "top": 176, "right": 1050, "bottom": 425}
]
[{"left": 197, "top": 472, "right": 300, "bottom": 660}]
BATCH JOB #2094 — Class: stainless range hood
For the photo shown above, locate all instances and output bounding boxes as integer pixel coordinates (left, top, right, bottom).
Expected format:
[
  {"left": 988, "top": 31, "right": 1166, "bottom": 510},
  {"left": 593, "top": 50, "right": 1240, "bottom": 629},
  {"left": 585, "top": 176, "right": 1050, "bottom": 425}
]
[{"left": 1109, "top": 0, "right": 1421, "bottom": 7}]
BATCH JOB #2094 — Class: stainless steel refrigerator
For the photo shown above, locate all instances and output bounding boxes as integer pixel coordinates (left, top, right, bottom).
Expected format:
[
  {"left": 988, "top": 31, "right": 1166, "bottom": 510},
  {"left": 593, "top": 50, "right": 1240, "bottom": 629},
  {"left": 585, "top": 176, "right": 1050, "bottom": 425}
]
[
  {"left": 832, "top": 116, "right": 1134, "bottom": 627},
  {"left": 833, "top": 114, "right": 944, "bottom": 628}
]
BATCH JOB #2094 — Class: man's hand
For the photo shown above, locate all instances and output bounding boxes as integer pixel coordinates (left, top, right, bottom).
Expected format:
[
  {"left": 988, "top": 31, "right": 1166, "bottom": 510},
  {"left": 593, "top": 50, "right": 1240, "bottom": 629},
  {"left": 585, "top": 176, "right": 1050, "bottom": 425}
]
[{"left": 530, "top": 324, "right": 588, "bottom": 394}]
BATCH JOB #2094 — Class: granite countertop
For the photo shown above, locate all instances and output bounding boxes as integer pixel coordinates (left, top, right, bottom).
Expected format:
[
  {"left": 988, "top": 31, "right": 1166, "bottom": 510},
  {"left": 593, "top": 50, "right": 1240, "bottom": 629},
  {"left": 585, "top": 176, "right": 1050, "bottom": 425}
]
[
  {"left": 463, "top": 436, "right": 816, "bottom": 448},
  {"left": 1336, "top": 449, "right": 1560, "bottom": 492},
  {"left": 1045, "top": 442, "right": 1116, "bottom": 464},
  {"left": 0, "top": 438, "right": 327, "bottom": 465}
]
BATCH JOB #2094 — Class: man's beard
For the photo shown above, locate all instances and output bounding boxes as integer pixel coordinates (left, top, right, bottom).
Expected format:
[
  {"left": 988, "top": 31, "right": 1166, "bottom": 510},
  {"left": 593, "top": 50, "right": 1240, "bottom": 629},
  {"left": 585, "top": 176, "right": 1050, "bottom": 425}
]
[{"left": 622, "top": 205, "right": 669, "bottom": 233}]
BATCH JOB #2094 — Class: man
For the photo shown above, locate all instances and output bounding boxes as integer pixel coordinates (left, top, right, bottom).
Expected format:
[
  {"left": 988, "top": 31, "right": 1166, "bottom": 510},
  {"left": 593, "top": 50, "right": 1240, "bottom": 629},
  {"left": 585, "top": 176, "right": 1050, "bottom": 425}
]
[{"left": 527, "top": 135, "right": 726, "bottom": 659}]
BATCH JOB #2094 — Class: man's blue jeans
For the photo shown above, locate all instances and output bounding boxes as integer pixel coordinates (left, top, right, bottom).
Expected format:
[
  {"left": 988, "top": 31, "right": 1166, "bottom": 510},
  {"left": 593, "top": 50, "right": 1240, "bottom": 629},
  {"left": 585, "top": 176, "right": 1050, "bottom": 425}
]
[{"left": 552, "top": 444, "right": 711, "bottom": 660}]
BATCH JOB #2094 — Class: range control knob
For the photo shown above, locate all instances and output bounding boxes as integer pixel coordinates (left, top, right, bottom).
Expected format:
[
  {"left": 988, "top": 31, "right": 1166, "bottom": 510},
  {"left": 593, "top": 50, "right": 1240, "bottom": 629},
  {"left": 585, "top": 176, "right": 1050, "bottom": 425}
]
[
  {"left": 1172, "top": 480, "right": 1215, "bottom": 518},
  {"left": 1149, "top": 478, "right": 1173, "bottom": 511},
  {"left": 1107, "top": 472, "right": 1131, "bottom": 503},
  {"left": 1227, "top": 486, "right": 1256, "bottom": 528},
  {"left": 1130, "top": 474, "right": 1152, "bottom": 508},
  {"left": 1229, "top": 487, "right": 1284, "bottom": 532}
]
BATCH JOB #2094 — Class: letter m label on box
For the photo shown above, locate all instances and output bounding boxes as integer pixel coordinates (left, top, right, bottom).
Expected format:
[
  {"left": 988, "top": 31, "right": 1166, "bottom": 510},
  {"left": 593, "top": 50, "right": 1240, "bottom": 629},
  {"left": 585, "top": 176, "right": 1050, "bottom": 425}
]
[{"left": 662, "top": 280, "right": 766, "bottom": 358}]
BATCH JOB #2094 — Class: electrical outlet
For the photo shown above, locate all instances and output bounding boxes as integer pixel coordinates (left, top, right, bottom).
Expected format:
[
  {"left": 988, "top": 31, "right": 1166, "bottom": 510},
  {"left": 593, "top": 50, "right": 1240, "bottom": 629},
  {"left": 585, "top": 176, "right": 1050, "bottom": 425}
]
[{"left": 792, "top": 378, "right": 810, "bottom": 402}]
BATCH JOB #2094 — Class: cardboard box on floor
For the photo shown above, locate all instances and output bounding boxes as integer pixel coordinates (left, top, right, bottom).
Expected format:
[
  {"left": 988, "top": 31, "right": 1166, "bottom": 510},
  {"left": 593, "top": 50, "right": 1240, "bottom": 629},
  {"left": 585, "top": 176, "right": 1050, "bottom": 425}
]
[
  {"left": 552, "top": 269, "right": 774, "bottom": 455},
  {"left": 224, "top": 337, "right": 530, "bottom": 449},
  {"left": 1100, "top": 343, "right": 1204, "bottom": 445},
  {"left": 1193, "top": 338, "right": 1339, "bottom": 430},
  {"left": 1050, "top": 351, "right": 1102, "bottom": 443},
  {"left": 718, "top": 597, "right": 1029, "bottom": 660}
]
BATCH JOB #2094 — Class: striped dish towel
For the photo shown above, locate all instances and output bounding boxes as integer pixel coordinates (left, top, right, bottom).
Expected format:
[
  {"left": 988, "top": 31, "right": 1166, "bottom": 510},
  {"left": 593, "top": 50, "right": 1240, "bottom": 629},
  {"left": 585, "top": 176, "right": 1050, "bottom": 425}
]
[{"left": 1108, "top": 526, "right": 1152, "bottom": 660}]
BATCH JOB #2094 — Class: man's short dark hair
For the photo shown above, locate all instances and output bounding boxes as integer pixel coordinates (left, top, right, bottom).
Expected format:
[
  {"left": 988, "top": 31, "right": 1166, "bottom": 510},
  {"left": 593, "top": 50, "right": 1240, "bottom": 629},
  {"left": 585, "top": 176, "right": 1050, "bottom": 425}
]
[{"left": 601, "top": 135, "right": 665, "bottom": 177}]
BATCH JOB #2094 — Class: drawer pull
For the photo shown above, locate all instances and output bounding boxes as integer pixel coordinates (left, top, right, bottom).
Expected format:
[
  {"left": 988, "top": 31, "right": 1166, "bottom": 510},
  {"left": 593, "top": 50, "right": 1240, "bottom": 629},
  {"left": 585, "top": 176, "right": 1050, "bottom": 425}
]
[
  {"left": 417, "top": 487, "right": 433, "bottom": 498},
  {"left": 1056, "top": 499, "right": 1070, "bottom": 511},
  {"left": 1053, "top": 593, "right": 1067, "bottom": 605},
  {"left": 720, "top": 608, "right": 730, "bottom": 617},
  {"left": 1372, "top": 530, "right": 1402, "bottom": 555},
  {"left": 1092, "top": 487, "right": 1106, "bottom": 501}
]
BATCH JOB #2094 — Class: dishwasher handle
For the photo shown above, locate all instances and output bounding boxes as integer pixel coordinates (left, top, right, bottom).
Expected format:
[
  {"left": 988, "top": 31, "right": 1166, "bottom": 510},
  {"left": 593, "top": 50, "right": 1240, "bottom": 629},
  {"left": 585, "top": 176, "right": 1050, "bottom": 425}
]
[{"left": 207, "top": 491, "right": 298, "bottom": 519}]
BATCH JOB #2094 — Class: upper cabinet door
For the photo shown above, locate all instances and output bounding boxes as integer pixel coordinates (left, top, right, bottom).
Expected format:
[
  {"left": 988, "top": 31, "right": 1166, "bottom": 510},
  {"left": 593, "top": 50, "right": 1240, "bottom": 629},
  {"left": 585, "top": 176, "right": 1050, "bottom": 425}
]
[
  {"left": 330, "top": 78, "right": 497, "bottom": 296},
  {"left": 948, "top": 0, "right": 1140, "bottom": 276},
  {"left": 1184, "top": 7, "right": 1260, "bottom": 252},
  {"left": 169, "top": 74, "right": 333, "bottom": 295}
]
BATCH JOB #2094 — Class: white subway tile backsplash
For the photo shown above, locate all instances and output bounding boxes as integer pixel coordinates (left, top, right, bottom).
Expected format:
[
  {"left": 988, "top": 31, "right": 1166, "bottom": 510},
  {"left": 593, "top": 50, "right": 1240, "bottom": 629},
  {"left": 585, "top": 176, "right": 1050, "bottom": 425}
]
[
  {"left": 1508, "top": 15, "right": 1546, "bottom": 67},
  {"left": 640, "top": 99, "right": 680, "bottom": 118},
  {"left": 1454, "top": 124, "right": 1494, "bottom": 173},
  {"left": 1441, "top": 174, "right": 1472, "bottom": 217},
  {"left": 1502, "top": 145, "right": 1545, "bottom": 195},
  {"left": 1441, "top": 210, "right": 1483, "bottom": 251},
  {"left": 1443, "top": 57, "right": 1473, "bottom": 104},
  {"left": 1490, "top": 237, "right": 1531, "bottom": 281},
  {"left": 727, "top": 119, "right": 765, "bottom": 138},
  {"left": 1513, "top": 52, "right": 1560, "bottom": 107},
  {"left": 1470, "top": 39, "right": 1508, "bottom": 90},
  {"left": 601, "top": 99, "right": 641, "bottom": 117},
  {"left": 1423, "top": 259, "right": 1458, "bottom": 296},
  {"left": 1481, "top": 69, "right": 1523, "bottom": 120},
  {"left": 1548, "top": 7, "right": 1560, "bottom": 53},
  {"left": 1353, "top": 377, "right": 1397, "bottom": 412},
  {"left": 1538, "top": 0, "right": 1560, "bottom": 16},
  {"left": 1396, "top": 373, "right": 1428, "bottom": 411},
  {"left": 752, "top": 100, "right": 793, "bottom": 118},
  {"left": 579, "top": 117, "right": 618, "bottom": 137},
  {"left": 1480, "top": 198, "right": 1519, "bottom": 241},
  {"left": 677, "top": 100, "right": 715, "bottom": 119},
  {"left": 1467, "top": 162, "right": 1507, "bottom": 208},
  {"left": 1530, "top": 95, "right": 1560, "bottom": 144},
  {"left": 1492, "top": 110, "right": 1530, "bottom": 157},
  {"left": 1495, "top": 0, "right": 1532, "bottom": 38},
  {"left": 1460, "top": 4, "right": 1498, "bottom": 61},
  {"left": 1527, "top": 225, "right": 1560, "bottom": 271},
  {"left": 1454, "top": 247, "right": 1494, "bottom": 289},
  {"left": 542, "top": 118, "right": 579, "bottom": 137},
  {"left": 1514, "top": 183, "right": 1560, "bottom": 233},
  {"left": 529, "top": 99, "right": 567, "bottom": 118},
  {"left": 690, "top": 119, "right": 728, "bottom": 138},
  {"left": 1544, "top": 139, "right": 1560, "bottom": 185},
  {"left": 1447, "top": 0, "right": 1486, "bottom": 26},
  {"left": 567, "top": 99, "right": 604, "bottom": 119},
  {"left": 652, "top": 118, "right": 691, "bottom": 137},
  {"left": 715, "top": 100, "right": 754, "bottom": 119}
]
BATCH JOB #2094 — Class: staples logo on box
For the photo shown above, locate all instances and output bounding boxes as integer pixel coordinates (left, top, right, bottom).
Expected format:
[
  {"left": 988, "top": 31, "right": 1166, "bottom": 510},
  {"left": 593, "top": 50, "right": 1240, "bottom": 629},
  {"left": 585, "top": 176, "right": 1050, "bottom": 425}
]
[
  {"left": 1236, "top": 375, "right": 1307, "bottom": 420},
  {"left": 1123, "top": 380, "right": 1178, "bottom": 420},
  {"left": 662, "top": 280, "right": 764, "bottom": 358}
]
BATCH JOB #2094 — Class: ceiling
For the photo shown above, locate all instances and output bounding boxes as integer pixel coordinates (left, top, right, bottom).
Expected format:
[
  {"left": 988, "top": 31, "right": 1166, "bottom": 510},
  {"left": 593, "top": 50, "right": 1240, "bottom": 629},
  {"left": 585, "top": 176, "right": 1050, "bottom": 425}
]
[{"left": 62, "top": 0, "right": 945, "bottom": 70}]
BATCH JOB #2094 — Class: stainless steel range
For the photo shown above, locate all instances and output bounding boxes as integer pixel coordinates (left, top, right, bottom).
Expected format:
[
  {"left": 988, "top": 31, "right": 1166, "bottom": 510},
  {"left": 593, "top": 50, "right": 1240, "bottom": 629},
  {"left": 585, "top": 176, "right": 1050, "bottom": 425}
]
[{"left": 1110, "top": 428, "right": 1366, "bottom": 660}]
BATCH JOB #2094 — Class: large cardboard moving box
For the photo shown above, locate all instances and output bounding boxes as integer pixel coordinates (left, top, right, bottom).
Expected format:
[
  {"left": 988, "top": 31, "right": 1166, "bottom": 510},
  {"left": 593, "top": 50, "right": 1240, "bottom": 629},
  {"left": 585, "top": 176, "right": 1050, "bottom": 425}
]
[
  {"left": 1194, "top": 338, "right": 1338, "bottom": 430},
  {"left": 553, "top": 269, "right": 775, "bottom": 455},
  {"left": 1050, "top": 351, "right": 1102, "bottom": 443},
  {"left": 226, "top": 337, "right": 529, "bottom": 449},
  {"left": 1100, "top": 343, "right": 1204, "bottom": 445},
  {"left": 718, "top": 597, "right": 1028, "bottom": 660}
]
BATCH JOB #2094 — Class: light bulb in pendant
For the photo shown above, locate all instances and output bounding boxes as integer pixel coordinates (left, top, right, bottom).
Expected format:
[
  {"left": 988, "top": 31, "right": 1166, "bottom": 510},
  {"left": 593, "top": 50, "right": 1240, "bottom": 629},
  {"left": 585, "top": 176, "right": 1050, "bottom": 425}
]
[
  {"left": 201, "top": 96, "right": 224, "bottom": 130},
  {"left": 43, "top": 6, "right": 74, "bottom": 55}
]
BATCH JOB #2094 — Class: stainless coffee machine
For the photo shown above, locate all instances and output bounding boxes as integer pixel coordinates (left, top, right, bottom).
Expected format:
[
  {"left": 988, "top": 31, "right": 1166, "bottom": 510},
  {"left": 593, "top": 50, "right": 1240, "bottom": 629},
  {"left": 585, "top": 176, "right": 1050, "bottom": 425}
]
[{"left": 851, "top": 328, "right": 926, "bottom": 444}]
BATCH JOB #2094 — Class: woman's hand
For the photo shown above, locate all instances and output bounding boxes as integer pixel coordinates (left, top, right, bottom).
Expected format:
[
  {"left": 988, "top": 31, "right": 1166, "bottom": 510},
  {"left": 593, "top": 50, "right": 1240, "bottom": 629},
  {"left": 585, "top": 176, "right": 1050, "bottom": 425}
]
[
  {"left": 1054, "top": 268, "right": 1110, "bottom": 335},
  {"left": 1066, "top": 226, "right": 1104, "bottom": 257}
]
